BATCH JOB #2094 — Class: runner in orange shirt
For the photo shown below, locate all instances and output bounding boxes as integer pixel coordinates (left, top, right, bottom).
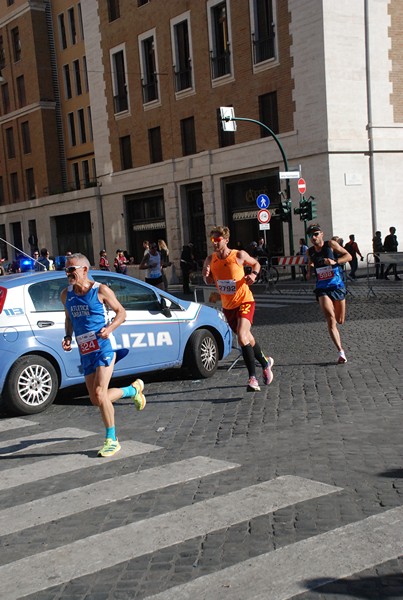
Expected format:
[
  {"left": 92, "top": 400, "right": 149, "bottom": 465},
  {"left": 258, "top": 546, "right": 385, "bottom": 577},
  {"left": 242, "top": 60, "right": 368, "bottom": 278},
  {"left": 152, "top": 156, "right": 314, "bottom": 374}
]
[{"left": 202, "top": 226, "right": 274, "bottom": 392}]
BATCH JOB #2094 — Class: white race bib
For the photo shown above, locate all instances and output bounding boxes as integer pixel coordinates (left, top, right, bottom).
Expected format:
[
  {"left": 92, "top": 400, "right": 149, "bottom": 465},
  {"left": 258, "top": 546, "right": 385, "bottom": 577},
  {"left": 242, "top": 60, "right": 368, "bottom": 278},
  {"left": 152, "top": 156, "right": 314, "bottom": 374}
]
[
  {"left": 217, "top": 279, "right": 236, "bottom": 295},
  {"left": 76, "top": 331, "right": 100, "bottom": 355},
  {"left": 316, "top": 266, "right": 334, "bottom": 281}
]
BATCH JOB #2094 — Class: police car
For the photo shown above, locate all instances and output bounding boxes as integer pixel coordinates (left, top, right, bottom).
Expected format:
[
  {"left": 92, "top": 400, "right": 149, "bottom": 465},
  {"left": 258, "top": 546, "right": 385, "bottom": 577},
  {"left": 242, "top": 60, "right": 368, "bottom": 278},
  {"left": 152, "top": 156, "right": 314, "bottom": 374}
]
[{"left": 0, "top": 271, "right": 232, "bottom": 415}]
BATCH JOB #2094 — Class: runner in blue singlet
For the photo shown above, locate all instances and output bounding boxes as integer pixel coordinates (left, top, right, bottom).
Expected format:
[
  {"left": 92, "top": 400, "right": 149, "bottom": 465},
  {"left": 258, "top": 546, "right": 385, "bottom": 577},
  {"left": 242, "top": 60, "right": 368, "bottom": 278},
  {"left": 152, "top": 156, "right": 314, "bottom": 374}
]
[
  {"left": 61, "top": 253, "right": 146, "bottom": 457},
  {"left": 306, "top": 225, "right": 352, "bottom": 364}
]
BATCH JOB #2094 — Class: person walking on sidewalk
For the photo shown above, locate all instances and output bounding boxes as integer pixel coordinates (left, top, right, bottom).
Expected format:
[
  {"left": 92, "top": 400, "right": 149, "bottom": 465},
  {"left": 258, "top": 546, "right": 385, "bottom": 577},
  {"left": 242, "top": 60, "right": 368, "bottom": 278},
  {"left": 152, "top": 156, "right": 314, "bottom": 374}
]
[
  {"left": 61, "top": 253, "right": 146, "bottom": 457},
  {"left": 344, "top": 234, "right": 364, "bottom": 280},
  {"left": 383, "top": 226, "right": 400, "bottom": 280},
  {"left": 307, "top": 224, "right": 352, "bottom": 364},
  {"left": 202, "top": 225, "right": 274, "bottom": 392}
]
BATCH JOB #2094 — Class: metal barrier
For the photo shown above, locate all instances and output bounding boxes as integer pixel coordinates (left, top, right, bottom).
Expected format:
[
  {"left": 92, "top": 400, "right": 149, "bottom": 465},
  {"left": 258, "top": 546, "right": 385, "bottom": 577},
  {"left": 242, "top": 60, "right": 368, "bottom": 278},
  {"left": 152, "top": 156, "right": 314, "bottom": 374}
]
[{"left": 366, "top": 252, "right": 403, "bottom": 296}]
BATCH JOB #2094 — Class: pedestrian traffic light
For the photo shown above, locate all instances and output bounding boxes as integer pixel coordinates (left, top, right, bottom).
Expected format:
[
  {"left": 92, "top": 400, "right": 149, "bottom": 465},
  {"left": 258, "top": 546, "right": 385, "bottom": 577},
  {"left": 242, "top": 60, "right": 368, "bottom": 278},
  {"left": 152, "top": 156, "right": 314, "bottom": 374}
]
[{"left": 309, "top": 198, "right": 317, "bottom": 220}]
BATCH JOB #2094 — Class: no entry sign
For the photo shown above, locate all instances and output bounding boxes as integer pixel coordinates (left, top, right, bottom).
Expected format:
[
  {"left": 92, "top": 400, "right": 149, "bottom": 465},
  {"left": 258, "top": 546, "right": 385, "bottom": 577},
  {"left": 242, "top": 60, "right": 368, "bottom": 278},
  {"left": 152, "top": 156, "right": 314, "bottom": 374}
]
[{"left": 297, "top": 178, "right": 306, "bottom": 195}]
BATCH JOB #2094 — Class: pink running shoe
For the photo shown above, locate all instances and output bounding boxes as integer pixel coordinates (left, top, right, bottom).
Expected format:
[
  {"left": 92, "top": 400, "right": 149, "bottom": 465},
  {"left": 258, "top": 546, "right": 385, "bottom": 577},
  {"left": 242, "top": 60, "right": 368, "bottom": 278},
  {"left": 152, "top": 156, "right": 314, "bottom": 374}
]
[
  {"left": 262, "top": 356, "right": 274, "bottom": 385},
  {"left": 247, "top": 376, "right": 260, "bottom": 392},
  {"left": 337, "top": 350, "right": 347, "bottom": 364}
]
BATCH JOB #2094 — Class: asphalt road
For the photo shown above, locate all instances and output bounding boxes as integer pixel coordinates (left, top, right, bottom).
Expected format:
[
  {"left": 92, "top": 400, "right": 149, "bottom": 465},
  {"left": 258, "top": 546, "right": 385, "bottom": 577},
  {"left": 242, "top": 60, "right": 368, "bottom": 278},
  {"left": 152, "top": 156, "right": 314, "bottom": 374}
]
[{"left": 0, "top": 287, "right": 402, "bottom": 599}]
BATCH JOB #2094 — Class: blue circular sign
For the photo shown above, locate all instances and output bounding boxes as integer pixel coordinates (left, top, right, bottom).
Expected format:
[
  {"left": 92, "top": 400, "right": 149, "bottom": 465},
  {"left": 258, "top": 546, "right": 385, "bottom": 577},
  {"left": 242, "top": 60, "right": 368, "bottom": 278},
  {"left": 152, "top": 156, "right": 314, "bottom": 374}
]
[{"left": 256, "top": 194, "right": 270, "bottom": 209}]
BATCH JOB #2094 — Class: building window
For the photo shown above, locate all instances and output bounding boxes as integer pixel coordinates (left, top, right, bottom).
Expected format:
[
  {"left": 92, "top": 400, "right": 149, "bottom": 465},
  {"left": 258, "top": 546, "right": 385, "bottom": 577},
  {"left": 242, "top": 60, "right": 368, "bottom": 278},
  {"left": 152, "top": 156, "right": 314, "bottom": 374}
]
[
  {"left": 138, "top": 0, "right": 149, "bottom": 6},
  {"left": 82, "top": 160, "right": 90, "bottom": 186},
  {"left": 73, "top": 59, "right": 82, "bottom": 95},
  {"left": 208, "top": 1, "right": 231, "bottom": 79},
  {"left": 1, "top": 83, "right": 9, "bottom": 113},
  {"left": 83, "top": 56, "right": 89, "bottom": 91},
  {"left": 251, "top": 0, "right": 276, "bottom": 64},
  {"left": 10, "top": 172, "right": 19, "bottom": 201},
  {"left": 0, "top": 178, "right": 4, "bottom": 206},
  {"left": 63, "top": 64, "right": 72, "bottom": 99},
  {"left": 92, "top": 158, "right": 96, "bottom": 180},
  {"left": 68, "top": 8, "right": 77, "bottom": 45},
  {"left": 26, "top": 168, "right": 36, "bottom": 199},
  {"left": 111, "top": 48, "right": 128, "bottom": 113},
  {"left": 148, "top": 127, "right": 162, "bottom": 163},
  {"left": 108, "top": 0, "right": 120, "bottom": 22},
  {"left": 77, "top": 3, "right": 84, "bottom": 39},
  {"left": 21, "top": 121, "right": 31, "bottom": 154},
  {"left": 6, "top": 127, "right": 15, "bottom": 158},
  {"left": 7, "top": 0, "right": 15, "bottom": 6},
  {"left": 72, "top": 163, "right": 80, "bottom": 189},
  {"left": 58, "top": 14, "right": 67, "bottom": 50},
  {"left": 172, "top": 16, "right": 193, "bottom": 92},
  {"left": 120, "top": 135, "right": 133, "bottom": 170},
  {"left": 139, "top": 32, "right": 159, "bottom": 103},
  {"left": 11, "top": 27, "right": 21, "bottom": 62},
  {"left": 180, "top": 117, "right": 196, "bottom": 156},
  {"left": 16, "top": 75, "right": 26, "bottom": 107},
  {"left": 77, "top": 108, "right": 86, "bottom": 143},
  {"left": 259, "top": 91, "right": 279, "bottom": 135},
  {"left": 0, "top": 36, "right": 5, "bottom": 71},
  {"left": 87, "top": 106, "right": 93, "bottom": 140},
  {"left": 68, "top": 112, "right": 76, "bottom": 146},
  {"left": 217, "top": 107, "right": 235, "bottom": 147}
]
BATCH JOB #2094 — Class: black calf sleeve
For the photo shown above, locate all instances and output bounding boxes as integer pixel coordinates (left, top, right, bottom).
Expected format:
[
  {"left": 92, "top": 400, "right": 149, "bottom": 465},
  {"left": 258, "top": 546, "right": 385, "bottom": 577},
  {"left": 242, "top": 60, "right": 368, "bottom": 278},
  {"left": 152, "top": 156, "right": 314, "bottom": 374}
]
[{"left": 241, "top": 344, "right": 256, "bottom": 377}]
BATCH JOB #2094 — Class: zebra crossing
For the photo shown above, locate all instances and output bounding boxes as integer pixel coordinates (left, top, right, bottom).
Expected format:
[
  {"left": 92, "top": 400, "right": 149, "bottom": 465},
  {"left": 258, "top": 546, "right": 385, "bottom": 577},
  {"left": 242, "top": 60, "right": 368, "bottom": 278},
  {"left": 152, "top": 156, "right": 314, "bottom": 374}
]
[{"left": 0, "top": 419, "right": 401, "bottom": 599}]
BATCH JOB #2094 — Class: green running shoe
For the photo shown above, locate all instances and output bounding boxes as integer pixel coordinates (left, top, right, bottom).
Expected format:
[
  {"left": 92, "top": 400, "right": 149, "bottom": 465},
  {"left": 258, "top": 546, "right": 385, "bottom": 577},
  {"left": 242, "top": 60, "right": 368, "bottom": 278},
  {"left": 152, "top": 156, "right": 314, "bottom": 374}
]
[
  {"left": 97, "top": 438, "right": 121, "bottom": 457},
  {"left": 131, "top": 379, "right": 146, "bottom": 411}
]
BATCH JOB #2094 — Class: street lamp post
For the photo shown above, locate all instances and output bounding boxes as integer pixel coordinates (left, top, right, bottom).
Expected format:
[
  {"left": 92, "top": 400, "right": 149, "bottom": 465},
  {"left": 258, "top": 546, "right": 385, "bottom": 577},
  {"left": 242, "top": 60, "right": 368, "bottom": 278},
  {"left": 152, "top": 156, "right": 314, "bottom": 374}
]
[{"left": 220, "top": 112, "right": 295, "bottom": 257}]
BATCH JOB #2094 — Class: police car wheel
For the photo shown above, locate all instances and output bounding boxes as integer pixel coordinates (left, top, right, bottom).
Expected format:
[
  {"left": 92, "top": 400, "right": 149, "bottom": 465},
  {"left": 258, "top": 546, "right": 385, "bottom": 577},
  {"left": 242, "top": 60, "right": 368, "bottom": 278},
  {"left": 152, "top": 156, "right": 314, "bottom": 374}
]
[
  {"left": 3, "top": 355, "right": 58, "bottom": 415},
  {"left": 186, "top": 329, "right": 218, "bottom": 378}
]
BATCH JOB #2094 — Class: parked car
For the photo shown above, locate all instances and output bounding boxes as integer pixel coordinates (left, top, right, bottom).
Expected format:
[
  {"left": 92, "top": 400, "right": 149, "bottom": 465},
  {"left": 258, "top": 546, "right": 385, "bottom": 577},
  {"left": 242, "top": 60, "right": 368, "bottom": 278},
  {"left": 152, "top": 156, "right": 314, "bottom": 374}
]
[{"left": 0, "top": 271, "right": 232, "bottom": 415}]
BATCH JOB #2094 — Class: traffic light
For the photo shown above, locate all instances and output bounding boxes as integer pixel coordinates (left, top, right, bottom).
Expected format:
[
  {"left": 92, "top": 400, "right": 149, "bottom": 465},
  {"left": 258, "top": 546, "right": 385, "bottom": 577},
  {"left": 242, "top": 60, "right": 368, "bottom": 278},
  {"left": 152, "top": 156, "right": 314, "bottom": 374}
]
[
  {"left": 280, "top": 199, "right": 291, "bottom": 222},
  {"left": 309, "top": 198, "right": 317, "bottom": 220},
  {"left": 294, "top": 196, "right": 309, "bottom": 221}
]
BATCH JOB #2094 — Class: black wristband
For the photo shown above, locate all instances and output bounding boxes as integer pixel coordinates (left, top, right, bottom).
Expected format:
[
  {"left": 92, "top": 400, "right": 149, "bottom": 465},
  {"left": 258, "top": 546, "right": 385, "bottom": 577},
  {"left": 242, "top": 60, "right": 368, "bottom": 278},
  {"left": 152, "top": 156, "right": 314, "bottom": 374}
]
[
  {"left": 64, "top": 335, "right": 72, "bottom": 341},
  {"left": 251, "top": 270, "right": 259, "bottom": 276}
]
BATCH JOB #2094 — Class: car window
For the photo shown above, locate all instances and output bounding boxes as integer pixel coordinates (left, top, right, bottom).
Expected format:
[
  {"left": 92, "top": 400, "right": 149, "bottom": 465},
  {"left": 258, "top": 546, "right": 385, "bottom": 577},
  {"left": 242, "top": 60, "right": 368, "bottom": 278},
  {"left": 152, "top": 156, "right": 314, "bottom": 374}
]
[
  {"left": 28, "top": 280, "right": 66, "bottom": 312},
  {"left": 93, "top": 274, "right": 161, "bottom": 311}
]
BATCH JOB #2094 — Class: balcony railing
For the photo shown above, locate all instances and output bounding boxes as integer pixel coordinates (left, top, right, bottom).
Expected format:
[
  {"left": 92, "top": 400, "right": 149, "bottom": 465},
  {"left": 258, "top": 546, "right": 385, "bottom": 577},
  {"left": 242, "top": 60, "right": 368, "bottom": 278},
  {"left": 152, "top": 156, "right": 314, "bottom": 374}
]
[
  {"left": 252, "top": 34, "right": 275, "bottom": 64},
  {"left": 141, "top": 76, "right": 158, "bottom": 103},
  {"left": 173, "top": 65, "right": 192, "bottom": 92},
  {"left": 113, "top": 92, "right": 128, "bottom": 113},
  {"left": 210, "top": 48, "right": 231, "bottom": 79}
]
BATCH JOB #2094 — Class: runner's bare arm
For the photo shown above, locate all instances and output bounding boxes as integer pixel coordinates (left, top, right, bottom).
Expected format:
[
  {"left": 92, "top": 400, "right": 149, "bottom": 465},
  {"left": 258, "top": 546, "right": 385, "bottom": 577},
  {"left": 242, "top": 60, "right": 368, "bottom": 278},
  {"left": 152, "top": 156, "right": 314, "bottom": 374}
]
[
  {"left": 202, "top": 255, "right": 215, "bottom": 285},
  {"left": 329, "top": 240, "right": 351, "bottom": 265}
]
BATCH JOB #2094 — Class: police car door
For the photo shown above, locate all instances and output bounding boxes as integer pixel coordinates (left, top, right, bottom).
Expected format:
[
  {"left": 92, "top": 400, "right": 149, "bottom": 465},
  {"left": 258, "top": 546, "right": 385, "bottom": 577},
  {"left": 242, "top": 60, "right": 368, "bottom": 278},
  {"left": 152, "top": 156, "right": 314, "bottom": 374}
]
[{"left": 93, "top": 274, "right": 180, "bottom": 371}]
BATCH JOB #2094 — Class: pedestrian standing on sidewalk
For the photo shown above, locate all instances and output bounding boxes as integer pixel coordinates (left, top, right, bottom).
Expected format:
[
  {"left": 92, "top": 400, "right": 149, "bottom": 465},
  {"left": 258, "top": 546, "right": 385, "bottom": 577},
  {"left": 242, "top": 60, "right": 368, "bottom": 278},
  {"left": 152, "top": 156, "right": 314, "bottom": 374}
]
[
  {"left": 372, "top": 231, "right": 384, "bottom": 279},
  {"left": 99, "top": 249, "right": 110, "bottom": 271},
  {"left": 344, "top": 234, "right": 364, "bottom": 280},
  {"left": 202, "top": 225, "right": 274, "bottom": 392},
  {"left": 307, "top": 224, "right": 352, "bottom": 364},
  {"left": 61, "top": 253, "right": 146, "bottom": 457}
]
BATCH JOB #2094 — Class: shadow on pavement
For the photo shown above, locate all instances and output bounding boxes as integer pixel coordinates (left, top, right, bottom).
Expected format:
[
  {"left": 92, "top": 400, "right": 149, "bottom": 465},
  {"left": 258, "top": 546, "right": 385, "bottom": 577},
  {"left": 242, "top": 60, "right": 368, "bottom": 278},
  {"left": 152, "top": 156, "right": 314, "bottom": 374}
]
[
  {"left": 305, "top": 574, "right": 403, "bottom": 597},
  {"left": 378, "top": 468, "right": 403, "bottom": 479}
]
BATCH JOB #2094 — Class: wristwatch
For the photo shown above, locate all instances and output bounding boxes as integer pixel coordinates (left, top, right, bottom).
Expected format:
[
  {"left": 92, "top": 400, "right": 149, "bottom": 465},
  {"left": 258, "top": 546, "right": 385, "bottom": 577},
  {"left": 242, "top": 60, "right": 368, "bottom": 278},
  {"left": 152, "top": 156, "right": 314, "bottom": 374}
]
[{"left": 251, "top": 270, "right": 259, "bottom": 276}]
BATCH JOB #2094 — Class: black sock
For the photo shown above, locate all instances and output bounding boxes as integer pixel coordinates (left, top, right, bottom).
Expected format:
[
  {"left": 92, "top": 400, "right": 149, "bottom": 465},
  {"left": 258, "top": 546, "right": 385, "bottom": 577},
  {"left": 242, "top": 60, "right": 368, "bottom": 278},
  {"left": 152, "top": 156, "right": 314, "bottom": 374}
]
[
  {"left": 241, "top": 344, "right": 256, "bottom": 377},
  {"left": 253, "top": 342, "right": 268, "bottom": 368}
]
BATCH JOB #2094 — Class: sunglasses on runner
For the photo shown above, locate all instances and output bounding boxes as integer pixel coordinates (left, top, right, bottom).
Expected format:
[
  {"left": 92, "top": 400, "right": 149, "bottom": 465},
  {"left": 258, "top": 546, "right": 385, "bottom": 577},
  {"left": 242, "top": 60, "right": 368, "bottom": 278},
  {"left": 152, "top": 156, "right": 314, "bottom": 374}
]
[
  {"left": 308, "top": 232, "right": 321, "bottom": 238},
  {"left": 211, "top": 236, "right": 224, "bottom": 243},
  {"left": 65, "top": 265, "right": 84, "bottom": 274}
]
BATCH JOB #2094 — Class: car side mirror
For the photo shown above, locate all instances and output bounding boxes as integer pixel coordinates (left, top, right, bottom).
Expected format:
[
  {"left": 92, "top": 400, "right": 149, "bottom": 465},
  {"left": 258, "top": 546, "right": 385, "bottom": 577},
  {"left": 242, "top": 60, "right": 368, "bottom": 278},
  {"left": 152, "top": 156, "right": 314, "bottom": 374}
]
[{"left": 160, "top": 296, "right": 172, "bottom": 318}]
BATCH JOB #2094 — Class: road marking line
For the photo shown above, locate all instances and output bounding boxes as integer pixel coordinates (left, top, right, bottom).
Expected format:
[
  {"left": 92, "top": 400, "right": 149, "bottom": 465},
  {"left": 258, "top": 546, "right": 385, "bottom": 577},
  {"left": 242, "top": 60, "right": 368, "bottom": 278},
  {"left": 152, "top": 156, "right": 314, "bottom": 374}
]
[
  {"left": 0, "top": 457, "right": 239, "bottom": 536},
  {"left": 0, "top": 427, "right": 96, "bottom": 456},
  {"left": 0, "top": 476, "right": 340, "bottom": 599},
  {"left": 145, "top": 505, "right": 403, "bottom": 600},
  {"left": 0, "top": 440, "right": 161, "bottom": 491},
  {"left": 0, "top": 418, "right": 38, "bottom": 433}
]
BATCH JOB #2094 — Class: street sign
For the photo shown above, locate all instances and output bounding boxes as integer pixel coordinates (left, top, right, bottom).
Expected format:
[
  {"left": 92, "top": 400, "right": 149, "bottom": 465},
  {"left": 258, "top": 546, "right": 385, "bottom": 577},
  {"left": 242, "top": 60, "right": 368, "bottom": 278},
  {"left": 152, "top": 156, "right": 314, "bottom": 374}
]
[
  {"left": 279, "top": 171, "right": 300, "bottom": 179},
  {"left": 219, "top": 106, "right": 237, "bottom": 131},
  {"left": 257, "top": 209, "right": 271, "bottom": 224},
  {"left": 259, "top": 223, "right": 270, "bottom": 230},
  {"left": 298, "top": 178, "right": 307, "bottom": 194},
  {"left": 256, "top": 194, "right": 270, "bottom": 209}
]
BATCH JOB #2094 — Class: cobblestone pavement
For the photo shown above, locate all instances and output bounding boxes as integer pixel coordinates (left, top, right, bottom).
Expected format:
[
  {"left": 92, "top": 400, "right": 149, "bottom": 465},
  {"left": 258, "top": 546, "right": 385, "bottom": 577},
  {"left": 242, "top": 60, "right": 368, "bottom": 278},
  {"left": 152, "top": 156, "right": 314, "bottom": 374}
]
[{"left": 0, "top": 290, "right": 402, "bottom": 599}]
